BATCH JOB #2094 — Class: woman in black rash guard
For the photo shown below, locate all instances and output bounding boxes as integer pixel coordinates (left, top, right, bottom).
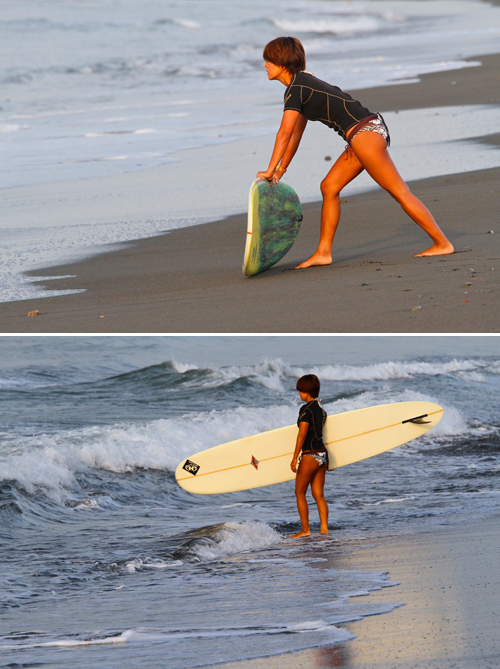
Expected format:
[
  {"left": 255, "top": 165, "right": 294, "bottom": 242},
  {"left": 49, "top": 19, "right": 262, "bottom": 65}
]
[
  {"left": 256, "top": 36, "right": 454, "bottom": 268},
  {"left": 290, "top": 374, "right": 329, "bottom": 538}
]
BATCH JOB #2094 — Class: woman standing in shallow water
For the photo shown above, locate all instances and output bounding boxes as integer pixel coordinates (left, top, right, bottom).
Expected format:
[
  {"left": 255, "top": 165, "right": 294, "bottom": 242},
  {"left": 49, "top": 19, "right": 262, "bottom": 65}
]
[
  {"left": 291, "top": 374, "right": 329, "bottom": 538},
  {"left": 256, "top": 37, "right": 454, "bottom": 268}
]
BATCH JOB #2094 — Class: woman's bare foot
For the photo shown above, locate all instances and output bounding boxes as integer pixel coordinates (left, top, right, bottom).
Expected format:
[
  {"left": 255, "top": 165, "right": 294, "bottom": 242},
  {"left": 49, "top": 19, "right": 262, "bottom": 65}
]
[
  {"left": 290, "top": 530, "right": 311, "bottom": 538},
  {"left": 414, "top": 241, "right": 454, "bottom": 257},
  {"left": 294, "top": 252, "right": 332, "bottom": 269},
  {"left": 319, "top": 529, "right": 329, "bottom": 535}
]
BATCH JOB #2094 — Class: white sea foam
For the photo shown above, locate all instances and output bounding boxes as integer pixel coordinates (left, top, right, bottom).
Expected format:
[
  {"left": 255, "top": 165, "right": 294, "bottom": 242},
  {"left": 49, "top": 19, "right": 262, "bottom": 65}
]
[
  {"left": 170, "top": 360, "right": 201, "bottom": 374},
  {"left": 189, "top": 521, "right": 283, "bottom": 561},
  {"left": 459, "top": 371, "right": 487, "bottom": 383},
  {"left": 0, "top": 621, "right": 354, "bottom": 651},
  {"left": 0, "top": 630, "right": 135, "bottom": 650},
  {"left": 272, "top": 17, "right": 380, "bottom": 34},
  {"left": 0, "top": 403, "right": 295, "bottom": 496},
  {"left": 0, "top": 354, "right": 493, "bottom": 394},
  {"left": 294, "top": 359, "right": 481, "bottom": 382},
  {"left": 485, "top": 360, "right": 500, "bottom": 375},
  {"left": 0, "top": 385, "right": 470, "bottom": 498},
  {"left": 125, "top": 558, "right": 183, "bottom": 572},
  {"left": 0, "top": 123, "right": 22, "bottom": 133},
  {"left": 172, "top": 19, "right": 201, "bottom": 29},
  {"left": 204, "top": 357, "right": 494, "bottom": 388}
]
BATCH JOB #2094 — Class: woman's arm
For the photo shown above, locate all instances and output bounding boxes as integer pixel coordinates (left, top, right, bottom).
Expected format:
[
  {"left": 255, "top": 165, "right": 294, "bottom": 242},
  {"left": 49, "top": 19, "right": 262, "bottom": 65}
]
[
  {"left": 277, "top": 113, "right": 308, "bottom": 174},
  {"left": 256, "top": 110, "right": 307, "bottom": 183},
  {"left": 291, "top": 421, "right": 309, "bottom": 473}
]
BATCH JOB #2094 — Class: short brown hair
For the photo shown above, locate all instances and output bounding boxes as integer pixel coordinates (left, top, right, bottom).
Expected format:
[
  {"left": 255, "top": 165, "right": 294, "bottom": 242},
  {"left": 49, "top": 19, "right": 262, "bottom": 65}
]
[
  {"left": 296, "top": 374, "right": 320, "bottom": 398},
  {"left": 263, "top": 37, "right": 306, "bottom": 74}
]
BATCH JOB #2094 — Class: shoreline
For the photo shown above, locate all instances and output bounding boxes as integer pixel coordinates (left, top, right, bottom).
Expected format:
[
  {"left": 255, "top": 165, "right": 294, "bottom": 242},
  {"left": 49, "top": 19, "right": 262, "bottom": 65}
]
[
  {"left": 1, "top": 52, "right": 499, "bottom": 333},
  {"left": 1, "top": 164, "right": 498, "bottom": 333},
  {"left": 213, "top": 515, "right": 500, "bottom": 669}
]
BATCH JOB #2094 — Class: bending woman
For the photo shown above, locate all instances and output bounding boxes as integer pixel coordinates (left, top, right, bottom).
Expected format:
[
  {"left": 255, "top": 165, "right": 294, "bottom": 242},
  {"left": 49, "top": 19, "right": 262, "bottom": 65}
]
[
  {"left": 291, "top": 374, "right": 329, "bottom": 538},
  {"left": 256, "top": 37, "right": 454, "bottom": 268}
]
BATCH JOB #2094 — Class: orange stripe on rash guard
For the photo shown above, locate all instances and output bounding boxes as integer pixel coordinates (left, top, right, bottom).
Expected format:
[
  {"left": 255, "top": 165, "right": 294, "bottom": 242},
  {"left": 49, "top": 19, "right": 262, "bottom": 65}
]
[{"left": 176, "top": 409, "right": 444, "bottom": 482}]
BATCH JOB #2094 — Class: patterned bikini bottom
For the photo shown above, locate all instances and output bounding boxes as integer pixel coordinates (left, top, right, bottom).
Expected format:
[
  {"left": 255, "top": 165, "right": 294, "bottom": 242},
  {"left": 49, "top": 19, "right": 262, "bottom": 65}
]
[
  {"left": 346, "top": 114, "right": 390, "bottom": 150},
  {"left": 301, "top": 451, "right": 328, "bottom": 467}
]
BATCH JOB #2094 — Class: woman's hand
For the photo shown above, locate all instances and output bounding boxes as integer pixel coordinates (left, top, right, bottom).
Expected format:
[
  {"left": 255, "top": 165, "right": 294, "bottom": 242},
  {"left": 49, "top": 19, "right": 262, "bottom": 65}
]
[
  {"left": 256, "top": 169, "right": 274, "bottom": 182},
  {"left": 290, "top": 457, "right": 298, "bottom": 473},
  {"left": 256, "top": 168, "right": 285, "bottom": 185},
  {"left": 272, "top": 167, "right": 285, "bottom": 184}
]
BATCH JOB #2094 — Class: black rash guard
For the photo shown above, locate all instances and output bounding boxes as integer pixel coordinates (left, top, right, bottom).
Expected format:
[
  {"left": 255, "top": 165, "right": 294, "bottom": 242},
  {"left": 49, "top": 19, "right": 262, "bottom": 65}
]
[
  {"left": 297, "top": 399, "right": 327, "bottom": 452},
  {"left": 284, "top": 71, "right": 373, "bottom": 140}
]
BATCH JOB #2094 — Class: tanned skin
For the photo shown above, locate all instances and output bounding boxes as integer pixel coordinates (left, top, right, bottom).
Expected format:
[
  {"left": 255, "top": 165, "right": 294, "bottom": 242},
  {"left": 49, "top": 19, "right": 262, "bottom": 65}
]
[
  {"left": 290, "top": 390, "right": 329, "bottom": 538},
  {"left": 257, "top": 62, "right": 454, "bottom": 267}
]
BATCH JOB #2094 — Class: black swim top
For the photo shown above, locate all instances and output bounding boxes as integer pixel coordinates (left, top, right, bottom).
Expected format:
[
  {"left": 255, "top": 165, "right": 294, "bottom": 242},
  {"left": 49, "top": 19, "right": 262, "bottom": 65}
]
[
  {"left": 297, "top": 399, "right": 327, "bottom": 452},
  {"left": 284, "top": 71, "right": 373, "bottom": 140}
]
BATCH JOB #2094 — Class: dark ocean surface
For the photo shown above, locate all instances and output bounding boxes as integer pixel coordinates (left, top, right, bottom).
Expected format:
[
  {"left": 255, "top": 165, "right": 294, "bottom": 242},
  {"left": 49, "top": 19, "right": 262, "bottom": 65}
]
[{"left": 1, "top": 336, "right": 499, "bottom": 667}]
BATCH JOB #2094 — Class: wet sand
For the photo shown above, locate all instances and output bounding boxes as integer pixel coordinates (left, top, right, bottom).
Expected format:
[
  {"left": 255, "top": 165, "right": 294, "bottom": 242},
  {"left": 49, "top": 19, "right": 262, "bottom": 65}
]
[
  {"left": 215, "top": 516, "right": 500, "bottom": 669},
  {"left": 1, "top": 53, "right": 499, "bottom": 333}
]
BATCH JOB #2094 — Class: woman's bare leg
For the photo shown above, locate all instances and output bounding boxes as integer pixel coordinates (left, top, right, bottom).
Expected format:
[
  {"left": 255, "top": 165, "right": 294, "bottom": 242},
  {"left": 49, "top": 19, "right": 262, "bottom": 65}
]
[
  {"left": 350, "top": 132, "right": 454, "bottom": 256},
  {"left": 295, "top": 149, "right": 363, "bottom": 269},
  {"left": 291, "top": 455, "right": 322, "bottom": 538},
  {"left": 295, "top": 133, "right": 453, "bottom": 268},
  {"left": 311, "top": 466, "right": 328, "bottom": 534}
]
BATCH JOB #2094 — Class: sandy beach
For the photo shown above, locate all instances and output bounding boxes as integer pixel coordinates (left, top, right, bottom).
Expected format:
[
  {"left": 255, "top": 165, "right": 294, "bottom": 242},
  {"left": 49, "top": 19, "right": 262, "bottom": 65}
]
[
  {"left": 1, "top": 53, "right": 499, "bottom": 333},
  {"left": 215, "top": 516, "right": 500, "bottom": 669}
]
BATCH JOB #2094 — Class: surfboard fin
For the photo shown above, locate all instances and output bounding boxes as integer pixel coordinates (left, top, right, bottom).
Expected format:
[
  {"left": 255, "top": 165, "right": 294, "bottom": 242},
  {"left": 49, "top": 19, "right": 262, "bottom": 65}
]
[{"left": 402, "top": 414, "right": 430, "bottom": 424}]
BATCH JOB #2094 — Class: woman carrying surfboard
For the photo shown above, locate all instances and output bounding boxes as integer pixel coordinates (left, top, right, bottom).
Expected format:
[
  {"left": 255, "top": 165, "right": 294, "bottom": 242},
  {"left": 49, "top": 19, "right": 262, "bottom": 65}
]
[
  {"left": 291, "top": 374, "right": 329, "bottom": 538},
  {"left": 257, "top": 36, "right": 454, "bottom": 267}
]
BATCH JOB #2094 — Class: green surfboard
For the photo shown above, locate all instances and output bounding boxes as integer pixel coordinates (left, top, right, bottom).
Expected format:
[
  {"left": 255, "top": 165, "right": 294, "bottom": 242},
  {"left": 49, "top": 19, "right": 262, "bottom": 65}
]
[{"left": 242, "top": 179, "right": 302, "bottom": 276}]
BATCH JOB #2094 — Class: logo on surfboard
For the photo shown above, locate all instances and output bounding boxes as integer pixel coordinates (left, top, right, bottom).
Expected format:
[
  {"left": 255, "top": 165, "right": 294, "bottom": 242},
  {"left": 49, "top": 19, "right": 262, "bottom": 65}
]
[
  {"left": 183, "top": 459, "right": 201, "bottom": 475},
  {"left": 251, "top": 456, "right": 259, "bottom": 470}
]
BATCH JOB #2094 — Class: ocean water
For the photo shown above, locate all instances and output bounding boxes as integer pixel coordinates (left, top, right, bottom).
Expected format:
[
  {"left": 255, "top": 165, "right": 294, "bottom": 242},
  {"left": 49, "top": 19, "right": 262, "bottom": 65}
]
[
  {"left": 1, "top": 0, "right": 500, "bottom": 303},
  {"left": 3, "top": 0, "right": 500, "bottom": 189},
  {"left": 1, "top": 335, "right": 500, "bottom": 667}
]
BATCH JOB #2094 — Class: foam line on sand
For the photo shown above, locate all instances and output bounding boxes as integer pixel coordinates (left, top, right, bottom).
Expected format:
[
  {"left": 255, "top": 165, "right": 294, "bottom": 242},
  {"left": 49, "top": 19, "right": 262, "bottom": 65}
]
[{"left": 214, "top": 516, "right": 500, "bottom": 669}]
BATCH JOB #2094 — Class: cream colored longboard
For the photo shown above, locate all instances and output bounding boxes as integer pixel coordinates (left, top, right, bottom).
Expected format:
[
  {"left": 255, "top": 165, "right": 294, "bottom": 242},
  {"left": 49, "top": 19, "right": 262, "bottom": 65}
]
[{"left": 175, "top": 401, "right": 444, "bottom": 495}]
